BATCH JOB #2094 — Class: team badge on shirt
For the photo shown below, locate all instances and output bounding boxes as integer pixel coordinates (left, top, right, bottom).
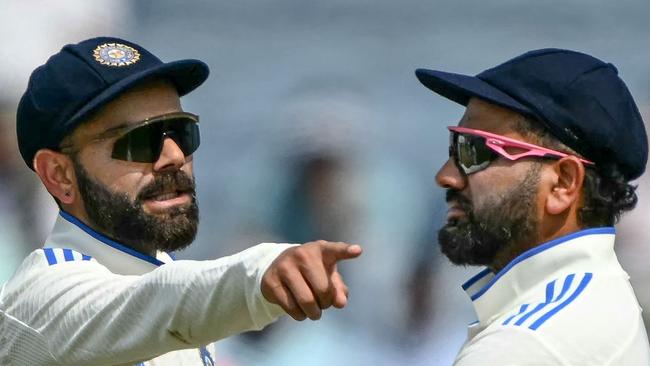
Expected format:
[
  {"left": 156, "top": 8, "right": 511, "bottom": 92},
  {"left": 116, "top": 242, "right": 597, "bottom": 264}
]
[{"left": 93, "top": 43, "right": 141, "bottom": 67}]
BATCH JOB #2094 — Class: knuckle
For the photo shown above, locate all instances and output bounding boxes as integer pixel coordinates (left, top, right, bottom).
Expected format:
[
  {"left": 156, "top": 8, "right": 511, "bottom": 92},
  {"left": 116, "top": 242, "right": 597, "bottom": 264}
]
[
  {"left": 319, "top": 298, "right": 333, "bottom": 309},
  {"left": 275, "top": 262, "right": 293, "bottom": 276},
  {"left": 295, "top": 248, "right": 309, "bottom": 260},
  {"left": 314, "top": 283, "right": 331, "bottom": 295},
  {"left": 293, "top": 247, "right": 313, "bottom": 262},
  {"left": 296, "top": 294, "right": 317, "bottom": 307}
]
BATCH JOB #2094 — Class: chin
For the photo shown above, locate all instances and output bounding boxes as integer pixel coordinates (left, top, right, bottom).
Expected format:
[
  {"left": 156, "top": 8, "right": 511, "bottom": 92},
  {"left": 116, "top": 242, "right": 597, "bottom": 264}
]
[{"left": 437, "top": 223, "right": 501, "bottom": 267}]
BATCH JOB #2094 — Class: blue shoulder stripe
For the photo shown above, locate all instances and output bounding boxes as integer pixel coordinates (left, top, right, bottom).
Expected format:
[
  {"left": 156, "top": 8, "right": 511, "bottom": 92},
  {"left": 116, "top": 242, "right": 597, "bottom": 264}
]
[
  {"left": 513, "top": 279, "right": 556, "bottom": 326},
  {"left": 514, "top": 273, "right": 576, "bottom": 326},
  {"left": 42, "top": 247, "right": 93, "bottom": 266},
  {"left": 529, "top": 272, "right": 592, "bottom": 330},
  {"left": 63, "top": 248, "right": 75, "bottom": 262},
  {"left": 43, "top": 248, "right": 57, "bottom": 265},
  {"left": 503, "top": 303, "right": 529, "bottom": 325},
  {"left": 502, "top": 273, "right": 579, "bottom": 328}
]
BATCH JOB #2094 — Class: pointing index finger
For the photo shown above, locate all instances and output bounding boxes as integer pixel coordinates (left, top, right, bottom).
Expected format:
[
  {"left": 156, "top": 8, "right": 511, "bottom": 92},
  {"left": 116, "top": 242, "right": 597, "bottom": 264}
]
[{"left": 321, "top": 242, "right": 363, "bottom": 264}]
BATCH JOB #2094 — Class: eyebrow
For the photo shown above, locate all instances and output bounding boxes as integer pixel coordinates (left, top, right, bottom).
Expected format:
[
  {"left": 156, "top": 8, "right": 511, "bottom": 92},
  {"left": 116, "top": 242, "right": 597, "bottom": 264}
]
[
  {"left": 91, "top": 117, "right": 162, "bottom": 140},
  {"left": 60, "top": 111, "right": 198, "bottom": 152},
  {"left": 93, "top": 122, "right": 133, "bottom": 138},
  {"left": 96, "top": 111, "right": 196, "bottom": 138}
]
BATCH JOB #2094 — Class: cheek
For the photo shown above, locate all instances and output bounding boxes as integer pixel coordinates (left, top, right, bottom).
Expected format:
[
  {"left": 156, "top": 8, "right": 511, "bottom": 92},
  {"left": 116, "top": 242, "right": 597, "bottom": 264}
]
[
  {"left": 465, "top": 173, "right": 496, "bottom": 207},
  {"left": 106, "top": 171, "right": 149, "bottom": 200},
  {"left": 465, "top": 166, "right": 517, "bottom": 208},
  {"left": 80, "top": 149, "right": 150, "bottom": 200}
]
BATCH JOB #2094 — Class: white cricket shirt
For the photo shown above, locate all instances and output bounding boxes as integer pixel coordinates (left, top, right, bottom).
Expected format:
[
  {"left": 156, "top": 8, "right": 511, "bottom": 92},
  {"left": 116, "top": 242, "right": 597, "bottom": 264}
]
[
  {"left": 454, "top": 227, "right": 650, "bottom": 365},
  {"left": 0, "top": 211, "right": 294, "bottom": 365}
]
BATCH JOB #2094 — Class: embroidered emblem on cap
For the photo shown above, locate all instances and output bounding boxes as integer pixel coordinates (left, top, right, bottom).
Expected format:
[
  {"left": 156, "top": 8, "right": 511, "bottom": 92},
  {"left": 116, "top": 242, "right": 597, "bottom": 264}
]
[{"left": 93, "top": 43, "right": 141, "bottom": 67}]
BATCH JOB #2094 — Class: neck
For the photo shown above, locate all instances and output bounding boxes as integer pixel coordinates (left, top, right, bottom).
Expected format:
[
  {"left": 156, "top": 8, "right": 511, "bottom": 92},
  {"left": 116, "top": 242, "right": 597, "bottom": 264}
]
[
  {"left": 60, "top": 206, "right": 158, "bottom": 257},
  {"left": 489, "top": 214, "right": 582, "bottom": 272}
]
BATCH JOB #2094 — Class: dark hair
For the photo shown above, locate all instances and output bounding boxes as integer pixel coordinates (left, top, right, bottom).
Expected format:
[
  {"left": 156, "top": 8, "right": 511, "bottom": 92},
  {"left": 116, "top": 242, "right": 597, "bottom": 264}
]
[
  {"left": 513, "top": 115, "right": 638, "bottom": 227},
  {"left": 579, "top": 166, "right": 637, "bottom": 226}
]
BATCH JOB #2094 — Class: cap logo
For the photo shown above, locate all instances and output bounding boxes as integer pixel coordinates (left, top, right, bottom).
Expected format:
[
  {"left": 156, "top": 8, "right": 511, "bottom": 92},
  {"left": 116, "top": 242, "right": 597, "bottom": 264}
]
[{"left": 93, "top": 43, "right": 141, "bottom": 67}]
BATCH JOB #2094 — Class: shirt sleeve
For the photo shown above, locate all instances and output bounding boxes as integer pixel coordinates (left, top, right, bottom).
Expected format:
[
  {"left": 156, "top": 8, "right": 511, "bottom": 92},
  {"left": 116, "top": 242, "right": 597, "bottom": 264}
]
[
  {"left": 0, "top": 242, "right": 294, "bottom": 366},
  {"left": 453, "top": 326, "right": 569, "bottom": 366}
]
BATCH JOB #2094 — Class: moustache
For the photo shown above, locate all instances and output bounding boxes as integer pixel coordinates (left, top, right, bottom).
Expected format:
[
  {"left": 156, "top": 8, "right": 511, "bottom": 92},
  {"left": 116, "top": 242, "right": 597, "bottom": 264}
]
[
  {"left": 137, "top": 171, "right": 196, "bottom": 201},
  {"left": 446, "top": 189, "right": 472, "bottom": 212}
]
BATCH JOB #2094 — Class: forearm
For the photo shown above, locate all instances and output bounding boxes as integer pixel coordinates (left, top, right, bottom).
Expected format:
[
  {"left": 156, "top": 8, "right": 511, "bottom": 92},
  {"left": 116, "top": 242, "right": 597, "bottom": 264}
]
[{"left": 3, "top": 243, "right": 293, "bottom": 365}]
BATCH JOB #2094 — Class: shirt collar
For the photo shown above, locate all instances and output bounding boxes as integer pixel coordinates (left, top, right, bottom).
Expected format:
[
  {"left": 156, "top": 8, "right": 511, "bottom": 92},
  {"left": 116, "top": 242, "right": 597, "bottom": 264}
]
[
  {"left": 45, "top": 210, "right": 174, "bottom": 275},
  {"left": 462, "top": 227, "right": 618, "bottom": 324}
]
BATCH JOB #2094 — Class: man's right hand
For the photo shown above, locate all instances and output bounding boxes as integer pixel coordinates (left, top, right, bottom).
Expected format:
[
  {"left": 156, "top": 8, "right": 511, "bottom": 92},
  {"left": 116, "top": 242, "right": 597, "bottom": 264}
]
[{"left": 261, "top": 240, "right": 362, "bottom": 321}]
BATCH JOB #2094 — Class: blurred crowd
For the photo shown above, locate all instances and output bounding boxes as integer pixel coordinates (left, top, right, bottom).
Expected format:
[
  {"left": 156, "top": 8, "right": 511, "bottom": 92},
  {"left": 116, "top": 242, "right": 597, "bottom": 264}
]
[{"left": 1, "top": 1, "right": 649, "bottom": 365}]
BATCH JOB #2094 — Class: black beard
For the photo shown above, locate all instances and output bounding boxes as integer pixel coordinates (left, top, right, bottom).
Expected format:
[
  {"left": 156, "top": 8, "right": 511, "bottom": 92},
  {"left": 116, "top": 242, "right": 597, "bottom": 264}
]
[
  {"left": 438, "top": 165, "right": 540, "bottom": 268},
  {"left": 73, "top": 158, "right": 199, "bottom": 255}
]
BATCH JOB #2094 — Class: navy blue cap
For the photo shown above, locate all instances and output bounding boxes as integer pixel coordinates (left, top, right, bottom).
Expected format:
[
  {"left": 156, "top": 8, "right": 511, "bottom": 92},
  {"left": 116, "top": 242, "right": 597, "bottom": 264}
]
[
  {"left": 17, "top": 36, "right": 209, "bottom": 170},
  {"left": 416, "top": 48, "right": 648, "bottom": 180}
]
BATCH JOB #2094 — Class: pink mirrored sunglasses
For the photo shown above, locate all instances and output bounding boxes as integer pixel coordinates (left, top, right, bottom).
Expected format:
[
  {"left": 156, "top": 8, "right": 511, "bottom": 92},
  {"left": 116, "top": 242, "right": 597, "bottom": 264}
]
[{"left": 448, "top": 126, "right": 594, "bottom": 175}]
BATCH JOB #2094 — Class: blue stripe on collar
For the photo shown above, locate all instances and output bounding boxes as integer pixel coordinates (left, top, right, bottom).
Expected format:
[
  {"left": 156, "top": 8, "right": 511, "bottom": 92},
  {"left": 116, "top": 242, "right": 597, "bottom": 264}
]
[
  {"left": 462, "top": 268, "right": 491, "bottom": 291},
  {"left": 59, "top": 210, "right": 165, "bottom": 267},
  {"left": 469, "top": 227, "right": 614, "bottom": 301}
]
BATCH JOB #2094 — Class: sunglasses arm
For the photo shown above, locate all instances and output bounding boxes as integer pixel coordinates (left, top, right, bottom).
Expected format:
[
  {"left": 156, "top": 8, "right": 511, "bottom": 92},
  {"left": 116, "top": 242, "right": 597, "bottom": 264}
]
[{"left": 485, "top": 139, "right": 593, "bottom": 165}]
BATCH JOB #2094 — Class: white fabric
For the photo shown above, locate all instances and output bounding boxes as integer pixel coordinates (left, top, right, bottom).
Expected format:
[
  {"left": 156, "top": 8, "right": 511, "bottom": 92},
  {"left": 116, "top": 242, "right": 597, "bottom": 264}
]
[
  {"left": 454, "top": 227, "right": 650, "bottom": 366},
  {"left": 0, "top": 212, "right": 294, "bottom": 365}
]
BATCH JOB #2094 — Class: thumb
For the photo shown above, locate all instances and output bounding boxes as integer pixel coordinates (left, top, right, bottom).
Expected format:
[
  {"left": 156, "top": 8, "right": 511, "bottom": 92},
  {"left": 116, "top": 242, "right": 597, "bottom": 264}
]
[{"left": 331, "top": 270, "right": 349, "bottom": 308}]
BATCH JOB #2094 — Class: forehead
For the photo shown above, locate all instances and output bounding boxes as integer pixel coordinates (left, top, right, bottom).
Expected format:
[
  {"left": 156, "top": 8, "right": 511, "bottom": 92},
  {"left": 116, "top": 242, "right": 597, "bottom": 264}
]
[
  {"left": 458, "top": 98, "right": 524, "bottom": 136},
  {"left": 72, "top": 79, "right": 182, "bottom": 138}
]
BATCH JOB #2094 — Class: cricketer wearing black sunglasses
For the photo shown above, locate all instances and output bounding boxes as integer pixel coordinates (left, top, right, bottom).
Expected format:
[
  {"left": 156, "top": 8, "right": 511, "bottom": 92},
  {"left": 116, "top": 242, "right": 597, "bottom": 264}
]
[
  {"left": 1, "top": 37, "right": 362, "bottom": 365},
  {"left": 417, "top": 49, "right": 649, "bottom": 364}
]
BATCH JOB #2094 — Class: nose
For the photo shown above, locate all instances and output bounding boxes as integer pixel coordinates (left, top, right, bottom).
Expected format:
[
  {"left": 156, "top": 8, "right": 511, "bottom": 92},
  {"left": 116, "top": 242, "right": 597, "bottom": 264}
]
[
  {"left": 153, "top": 137, "right": 186, "bottom": 172},
  {"left": 435, "top": 158, "right": 466, "bottom": 190}
]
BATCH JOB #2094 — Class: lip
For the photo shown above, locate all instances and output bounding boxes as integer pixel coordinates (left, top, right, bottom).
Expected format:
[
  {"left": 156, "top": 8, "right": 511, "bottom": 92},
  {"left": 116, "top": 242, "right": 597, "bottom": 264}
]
[
  {"left": 143, "top": 191, "right": 192, "bottom": 213},
  {"left": 446, "top": 202, "right": 467, "bottom": 222}
]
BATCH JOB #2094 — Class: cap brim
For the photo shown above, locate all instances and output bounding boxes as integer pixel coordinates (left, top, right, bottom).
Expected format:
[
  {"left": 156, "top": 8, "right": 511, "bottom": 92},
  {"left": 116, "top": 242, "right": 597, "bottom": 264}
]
[
  {"left": 67, "top": 59, "right": 209, "bottom": 127},
  {"left": 415, "top": 68, "right": 533, "bottom": 117}
]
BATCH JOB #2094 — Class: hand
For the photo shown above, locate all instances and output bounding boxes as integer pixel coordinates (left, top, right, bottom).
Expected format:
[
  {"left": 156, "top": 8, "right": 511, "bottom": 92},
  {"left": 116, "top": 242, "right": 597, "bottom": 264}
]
[{"left": 261, "top": 240, "right": 362, "bottom": 321}]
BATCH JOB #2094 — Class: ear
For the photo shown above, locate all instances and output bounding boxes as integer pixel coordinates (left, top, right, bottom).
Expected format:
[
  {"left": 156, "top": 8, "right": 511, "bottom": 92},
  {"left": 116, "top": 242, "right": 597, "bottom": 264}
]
[
  {"left": 545, "top": 156, "right": 585, "bottom": 215},
  {"left": 33, "top": 149, "right": 77, "bottom": 205}
]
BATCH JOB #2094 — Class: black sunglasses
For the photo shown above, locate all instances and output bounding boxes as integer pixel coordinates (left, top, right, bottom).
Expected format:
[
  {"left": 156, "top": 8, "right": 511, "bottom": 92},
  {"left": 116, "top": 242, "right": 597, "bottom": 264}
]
[{"left": 61, "top": 112, "right": 200, "bottom": 163}]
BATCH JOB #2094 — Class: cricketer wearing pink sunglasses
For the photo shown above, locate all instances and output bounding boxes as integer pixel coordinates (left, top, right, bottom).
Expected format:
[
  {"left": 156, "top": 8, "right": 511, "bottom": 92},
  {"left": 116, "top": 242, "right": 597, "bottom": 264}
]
[
  {"left": 417, "top": 48, "right": 649, "bottom": 364},
  {"left": 436, "top": 97, "right": 597, "bottom": 269},
  {"left": 447, "top": 125, "right": 593, "bottom": 175}
]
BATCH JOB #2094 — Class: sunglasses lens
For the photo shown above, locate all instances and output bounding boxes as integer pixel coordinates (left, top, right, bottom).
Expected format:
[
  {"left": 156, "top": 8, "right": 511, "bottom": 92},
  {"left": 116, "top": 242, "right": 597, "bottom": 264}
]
[
  {"left": 453, "top": 133, "right": 497, "bottom": 174},
  {"left": 171, "top": 121, "right": 201, "bottom": 156},
  {"left": 112, "top": 124, "right": 161, "bottom": 162},
  {"left": 112, "top": 117, "right": 200, "bottom": 162}
]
